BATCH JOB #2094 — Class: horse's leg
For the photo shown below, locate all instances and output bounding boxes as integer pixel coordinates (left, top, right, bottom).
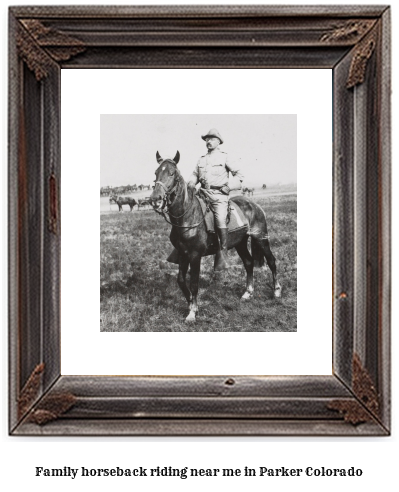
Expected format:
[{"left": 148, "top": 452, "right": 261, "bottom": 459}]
[
  {"left": 177, "top": 255, "right": 192, "bottom": 307},
  {"left": 186, "top": 256, "right": 201, "bottom": 323},
  {"left": 259, "top": 238, "right": 282, "bottom": 298},
  {"left": 235, "top": 238, "right": 254, "bottom": 300}
]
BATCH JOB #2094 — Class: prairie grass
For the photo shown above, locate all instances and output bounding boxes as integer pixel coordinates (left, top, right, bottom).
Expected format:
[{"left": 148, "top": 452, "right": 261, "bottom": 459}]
[{"left": 100, "top": 193, "right": 297, "bottom": 332}]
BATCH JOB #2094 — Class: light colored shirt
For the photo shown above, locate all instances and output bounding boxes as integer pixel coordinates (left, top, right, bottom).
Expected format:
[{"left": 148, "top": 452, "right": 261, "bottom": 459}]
[{"left": 189, "top": 148, "right": 244, "bottom": 188}]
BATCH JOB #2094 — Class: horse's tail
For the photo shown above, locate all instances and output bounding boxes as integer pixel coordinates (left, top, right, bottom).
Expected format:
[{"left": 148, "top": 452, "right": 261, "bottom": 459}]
[{"left": 251, "top": 237, "right": 265, "bottom": 268}]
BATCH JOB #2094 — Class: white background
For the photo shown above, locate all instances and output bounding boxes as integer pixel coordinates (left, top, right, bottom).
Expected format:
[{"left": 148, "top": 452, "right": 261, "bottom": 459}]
[
  {"left": 1, "top": 1, "right": 397, "bottom": 492},
  {"left": 61, "top": 69, "right": 331, "bottom": 376}
]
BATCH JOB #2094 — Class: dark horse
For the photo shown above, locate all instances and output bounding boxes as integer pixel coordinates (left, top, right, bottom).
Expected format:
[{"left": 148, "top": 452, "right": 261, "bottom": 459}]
[
  {"left": 109, "top": 194, "right": 137, "bottom": 211},
  {"left": 150, "top": 151, "right": 281, "bottom": 323}
]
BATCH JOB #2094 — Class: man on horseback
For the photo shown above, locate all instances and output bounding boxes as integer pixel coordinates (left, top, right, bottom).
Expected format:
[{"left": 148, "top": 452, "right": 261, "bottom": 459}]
[
  {"left": 187, "top": 128, "right": 244, "bottom": 270},
  {"left": 152, "top": 146, "right": 281, "bottom": 322}
]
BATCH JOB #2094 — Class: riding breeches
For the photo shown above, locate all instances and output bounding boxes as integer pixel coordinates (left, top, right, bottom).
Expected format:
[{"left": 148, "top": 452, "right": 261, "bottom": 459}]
[{"left": 200, "top": 189, "right": 228, "bottom": 228}]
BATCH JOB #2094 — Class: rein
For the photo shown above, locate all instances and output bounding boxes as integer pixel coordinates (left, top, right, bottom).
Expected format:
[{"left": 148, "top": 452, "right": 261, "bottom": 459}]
[
  {"left": 152, "top": 169, "right": 207, "bottom": 231},
  {"left": 154, "top": 179, "right": 186, "bottom": 218}
]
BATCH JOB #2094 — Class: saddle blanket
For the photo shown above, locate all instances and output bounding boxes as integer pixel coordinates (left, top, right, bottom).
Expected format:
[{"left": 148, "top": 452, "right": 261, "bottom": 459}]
[{"left": 196, "top": 196, "right": 248, "bottom": 235}]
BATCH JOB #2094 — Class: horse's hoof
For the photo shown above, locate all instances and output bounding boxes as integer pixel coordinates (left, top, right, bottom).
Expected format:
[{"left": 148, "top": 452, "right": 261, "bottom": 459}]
[
  {"left": 241, "top": 291, "right": 253, "bottom": 301},
  {"left": 274, "top": 287, "right": 282, "bottom": 298},
  {"left": 185, "top": 312, "right": 196, "bottom": 323}
]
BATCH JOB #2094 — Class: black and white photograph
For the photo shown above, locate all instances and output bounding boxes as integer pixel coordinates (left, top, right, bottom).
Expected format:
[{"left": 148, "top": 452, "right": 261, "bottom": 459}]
[{"left": 100, "top": 115, "right": 296, "bottom": 331}]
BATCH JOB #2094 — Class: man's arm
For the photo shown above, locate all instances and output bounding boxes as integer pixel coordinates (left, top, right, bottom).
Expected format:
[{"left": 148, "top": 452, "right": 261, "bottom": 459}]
[
  {"left": 226, "top": 156, "right": 244, "bottom": 182},
  {"left": 226, "top": 156, "right": 244, "bottom": 190}
]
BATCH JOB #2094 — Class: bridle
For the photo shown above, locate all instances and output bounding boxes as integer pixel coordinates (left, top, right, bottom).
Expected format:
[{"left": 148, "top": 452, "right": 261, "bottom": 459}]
[
  {"left": 153, "top": 177, "right": 182, "bottom": 215},
  {"left": 153, "top": 164, "right": 186, "bottom": 217},
  {"left": 152, "top": 162, "right": 207, "bottom": 230}
]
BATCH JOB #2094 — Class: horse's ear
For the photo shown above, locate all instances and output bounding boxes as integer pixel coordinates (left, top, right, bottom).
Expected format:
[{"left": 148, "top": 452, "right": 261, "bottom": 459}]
[
  {"left": 156, "top": 151, "right": 163, "bottom": 164},
  {"left": 173, "top": 151, "right": 180, "bottom": 164}
]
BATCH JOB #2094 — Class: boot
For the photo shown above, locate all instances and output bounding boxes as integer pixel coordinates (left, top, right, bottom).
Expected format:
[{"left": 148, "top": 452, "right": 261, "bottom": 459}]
[
  {"left": 166, "top": 248, "right": 180, "bottom": 264},
  {"left": 214, "top": 228, "right": 230, "bottom": 271}
]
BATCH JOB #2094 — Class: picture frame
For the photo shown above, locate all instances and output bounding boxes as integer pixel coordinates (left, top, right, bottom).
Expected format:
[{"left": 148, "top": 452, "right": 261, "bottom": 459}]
[{"left": 8, "top": 5, "right": 391, "bottom": 435}]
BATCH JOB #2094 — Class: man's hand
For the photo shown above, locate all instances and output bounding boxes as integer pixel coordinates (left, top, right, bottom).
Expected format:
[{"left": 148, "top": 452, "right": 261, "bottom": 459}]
[{"left": 199, "top": 177, "right": 208, "bottom": 189}]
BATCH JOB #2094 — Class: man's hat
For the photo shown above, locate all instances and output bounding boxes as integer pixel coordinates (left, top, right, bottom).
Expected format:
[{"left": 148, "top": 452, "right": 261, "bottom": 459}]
[{"left": 201, "top": 128, "right": 223, "bottom": 144}]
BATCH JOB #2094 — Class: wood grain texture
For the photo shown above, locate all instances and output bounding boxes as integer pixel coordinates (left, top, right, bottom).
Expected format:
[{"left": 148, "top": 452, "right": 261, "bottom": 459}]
[
  {"left": 13, "top": 17, "right": 378, "bottom": 48},
  {"left": 54, "top": 375, "right": 352, "bottom": 398},
  {"left": 332, "top": 17, "right": 390, "bottom": 435},
  {"left": 8, "top": 5, "right": 391, "bottom": 436},
  {"left": 36, "top": 396, "right": 350, "bottom": 420},
  {"left": 8, "top": 9, "right": 21, "bottom": 431},
  {"left": 14, "top": 418, "right": 387, "bottom": 437},
  {"left": 18, "top": 65, "right": 44, "bottom": 395},
  {"left": 379, "top": 7, "right": 391, "bottom": 431},
  {"left": 61, "top": 46, "right": 349, "bottom": 69},
  {"left": 363, "top": 24, "right": 382, "bottom": 407},
  {"left": 10, "top": 5, "right": 390, "bottom": 18},
  {"left": 333, "top": 52, "right": 355, "bottom": 385},
  {"left": 41, "top": 62, "right": 61, "bottom": 391}
]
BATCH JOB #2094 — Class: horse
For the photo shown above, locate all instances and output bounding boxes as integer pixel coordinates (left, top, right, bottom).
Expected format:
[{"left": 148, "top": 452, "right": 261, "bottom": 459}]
[
  {"left": 149, "top": 151, "right": 282, "bottom": 323},
  {"left": 242, "top": 186, "right": 255, "bottom": 197},
  {"left": 109, "top": 194, "right": 137, "bottom": 211},
  {"left": 262, "top": 184, "right": 267, "bottom": 190}
]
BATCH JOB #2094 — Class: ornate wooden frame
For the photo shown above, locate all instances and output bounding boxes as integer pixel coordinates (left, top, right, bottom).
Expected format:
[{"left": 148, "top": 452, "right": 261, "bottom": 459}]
[{"left": 9, "top": 5, "right": 391, "bottom": 435}]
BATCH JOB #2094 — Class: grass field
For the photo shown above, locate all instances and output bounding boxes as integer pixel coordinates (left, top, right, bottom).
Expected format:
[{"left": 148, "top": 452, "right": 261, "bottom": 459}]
[{"left": 100, "top": 192, "right": 297, "bottom": 332}]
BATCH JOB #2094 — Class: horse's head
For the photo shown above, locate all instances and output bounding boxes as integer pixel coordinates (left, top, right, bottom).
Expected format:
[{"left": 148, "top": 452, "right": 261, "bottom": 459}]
[{"left": 150, "top": 150, "right": 181, "bottom": 210}]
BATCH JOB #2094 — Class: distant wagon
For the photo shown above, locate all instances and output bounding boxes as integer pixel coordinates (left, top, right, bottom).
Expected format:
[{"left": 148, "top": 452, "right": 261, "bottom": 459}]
[{"left": 137, "top": 198, "right": 151, "bottom": 210}]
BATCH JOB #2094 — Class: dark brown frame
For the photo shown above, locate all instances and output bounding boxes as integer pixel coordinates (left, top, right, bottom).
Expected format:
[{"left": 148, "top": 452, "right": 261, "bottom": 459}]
[{"left": 9, "top": 5, "right": 391, "bottom": 436}]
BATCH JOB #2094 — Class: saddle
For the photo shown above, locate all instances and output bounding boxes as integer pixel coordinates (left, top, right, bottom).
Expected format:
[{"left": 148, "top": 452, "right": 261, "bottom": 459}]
[
  {"left": 166, "top": 193, "right": 249, "bottom": 264},
  {"left": 196, "top": 193, "right": 249, "bottom": 255}
]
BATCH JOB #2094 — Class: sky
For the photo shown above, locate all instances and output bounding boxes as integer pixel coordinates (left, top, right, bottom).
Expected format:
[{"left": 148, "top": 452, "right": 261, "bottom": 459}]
[{"left": 100, "top": 114, "right": 297, "bottom": 188}]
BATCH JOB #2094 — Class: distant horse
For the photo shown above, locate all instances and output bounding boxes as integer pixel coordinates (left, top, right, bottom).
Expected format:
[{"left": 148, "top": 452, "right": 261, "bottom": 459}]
[
  {"left": 242, "top": 186, "right": 255, "bottom": 197},
  {"left": 109, "top": 195, "right": 137, "bottom": 211},
  {"left": 262, "top": 184, "right": 267, "bottom": 190},
  {"left": 150, "top": 151, "right": 281, "bottom": 323}
]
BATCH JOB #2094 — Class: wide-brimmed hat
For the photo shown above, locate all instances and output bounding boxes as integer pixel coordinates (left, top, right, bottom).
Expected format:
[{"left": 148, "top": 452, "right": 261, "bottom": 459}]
[{"left": 201, "top": 128, "right": 223, "bottom": 144}]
